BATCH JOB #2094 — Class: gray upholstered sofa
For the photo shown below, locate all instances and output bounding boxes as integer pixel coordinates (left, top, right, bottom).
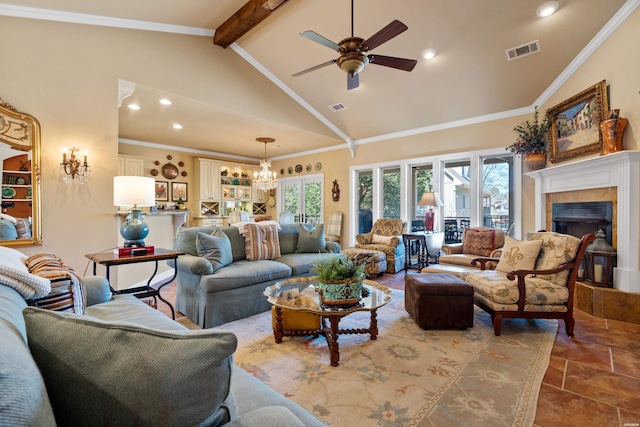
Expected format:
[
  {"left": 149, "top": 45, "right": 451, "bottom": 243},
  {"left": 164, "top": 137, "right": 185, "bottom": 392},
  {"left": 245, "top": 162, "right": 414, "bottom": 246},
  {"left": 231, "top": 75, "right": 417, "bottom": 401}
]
[
  {"left": 171, "top": 224, "right": 342, "bottom": 329},
  {"left": 0, "top": 247, "right": 325, "bottom": 426}
]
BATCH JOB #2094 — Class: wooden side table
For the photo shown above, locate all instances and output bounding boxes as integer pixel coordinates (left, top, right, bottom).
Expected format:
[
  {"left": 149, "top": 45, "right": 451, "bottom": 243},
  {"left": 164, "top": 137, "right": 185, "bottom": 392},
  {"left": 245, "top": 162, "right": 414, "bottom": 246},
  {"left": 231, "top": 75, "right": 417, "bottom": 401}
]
[
  {"left": 85, "top": 248, "right": 184, "bottom": 319},
  {"left": 403, "top": 232, "right": 444, "bottom": 271}
]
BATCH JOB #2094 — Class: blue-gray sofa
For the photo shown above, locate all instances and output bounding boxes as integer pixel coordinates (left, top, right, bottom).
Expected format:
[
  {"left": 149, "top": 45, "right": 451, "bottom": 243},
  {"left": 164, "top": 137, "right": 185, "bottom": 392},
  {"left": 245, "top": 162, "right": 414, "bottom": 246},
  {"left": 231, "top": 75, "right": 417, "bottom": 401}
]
[
  {"left": 0, "top": 246, "right": 325, "bottom": 426},
  {"left": 171, "top": 224, "right": 342, "bottom": 329}
]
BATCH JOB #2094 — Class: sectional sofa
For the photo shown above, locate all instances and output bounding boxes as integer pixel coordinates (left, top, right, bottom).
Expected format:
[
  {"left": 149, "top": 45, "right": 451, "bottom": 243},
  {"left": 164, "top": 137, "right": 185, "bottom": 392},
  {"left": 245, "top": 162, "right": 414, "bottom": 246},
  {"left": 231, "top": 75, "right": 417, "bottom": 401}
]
[
  {"left": 171, "top": 223, "right": 343, "bottom": 329},
  {"left": 0, "top": 246, "right": 325, "bottom": 426}
]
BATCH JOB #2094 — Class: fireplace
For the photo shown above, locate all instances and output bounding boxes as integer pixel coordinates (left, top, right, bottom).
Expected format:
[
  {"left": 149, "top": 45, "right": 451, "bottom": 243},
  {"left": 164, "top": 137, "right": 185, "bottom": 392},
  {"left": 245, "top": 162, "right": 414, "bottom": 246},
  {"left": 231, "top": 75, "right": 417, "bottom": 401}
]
[
  {"left": 551, "top": 201, "right": 612, "bottom": 245},
  {"left": 527, "top": 151, "right": 640, "bottom": 293}
]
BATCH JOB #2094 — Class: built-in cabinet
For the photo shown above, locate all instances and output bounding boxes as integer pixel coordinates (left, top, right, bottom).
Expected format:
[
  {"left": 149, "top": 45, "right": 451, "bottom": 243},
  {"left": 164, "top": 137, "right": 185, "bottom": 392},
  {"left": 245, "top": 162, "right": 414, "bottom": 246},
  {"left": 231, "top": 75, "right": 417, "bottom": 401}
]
[
  {"left": 117, "top": 155, "right": 144, "bottom": 176},
  {"left": 192, "top": 158, "right": 268, "bottom": 226}
]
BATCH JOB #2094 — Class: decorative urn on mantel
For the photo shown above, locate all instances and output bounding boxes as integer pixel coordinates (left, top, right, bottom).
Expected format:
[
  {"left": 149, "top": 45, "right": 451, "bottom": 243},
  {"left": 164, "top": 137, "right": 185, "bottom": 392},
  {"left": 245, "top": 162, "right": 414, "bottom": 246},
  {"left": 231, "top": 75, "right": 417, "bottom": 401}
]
[
  {"left": 600, "top": 109, "right": 628, "bottom": 155},
  {"left": 506, "top": 106, "right": 550, "bottom": 171}
]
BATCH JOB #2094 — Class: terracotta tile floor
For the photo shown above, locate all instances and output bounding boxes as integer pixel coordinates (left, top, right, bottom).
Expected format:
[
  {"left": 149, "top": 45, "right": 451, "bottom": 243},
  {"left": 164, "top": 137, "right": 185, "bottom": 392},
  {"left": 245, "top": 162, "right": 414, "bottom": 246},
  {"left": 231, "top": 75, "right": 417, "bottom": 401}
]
[{"left": 154, "top": 270, "right": 640, "bottom": 427}]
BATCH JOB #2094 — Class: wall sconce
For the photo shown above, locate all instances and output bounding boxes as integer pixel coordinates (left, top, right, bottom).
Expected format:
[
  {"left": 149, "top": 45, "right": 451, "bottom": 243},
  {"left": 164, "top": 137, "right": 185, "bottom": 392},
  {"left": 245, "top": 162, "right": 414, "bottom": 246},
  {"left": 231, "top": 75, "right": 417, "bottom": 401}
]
[{"left": 60, "top": 147, "right": 90, "bottom": 183}]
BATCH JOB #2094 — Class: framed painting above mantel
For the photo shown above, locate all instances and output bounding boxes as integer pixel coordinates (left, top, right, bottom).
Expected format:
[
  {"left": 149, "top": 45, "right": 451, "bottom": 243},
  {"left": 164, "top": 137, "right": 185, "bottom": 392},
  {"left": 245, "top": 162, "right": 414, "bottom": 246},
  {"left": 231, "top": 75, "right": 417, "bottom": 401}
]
[{"left": 548, "top": 80, "right": 608, "bottom": 163}]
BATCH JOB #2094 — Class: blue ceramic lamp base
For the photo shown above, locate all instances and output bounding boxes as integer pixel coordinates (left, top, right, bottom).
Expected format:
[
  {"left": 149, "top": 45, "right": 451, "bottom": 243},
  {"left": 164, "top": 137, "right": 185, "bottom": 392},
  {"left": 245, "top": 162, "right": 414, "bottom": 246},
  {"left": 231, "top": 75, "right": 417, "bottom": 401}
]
[{"left": 120, "top": 209, "right": 149, "bottom": 247}]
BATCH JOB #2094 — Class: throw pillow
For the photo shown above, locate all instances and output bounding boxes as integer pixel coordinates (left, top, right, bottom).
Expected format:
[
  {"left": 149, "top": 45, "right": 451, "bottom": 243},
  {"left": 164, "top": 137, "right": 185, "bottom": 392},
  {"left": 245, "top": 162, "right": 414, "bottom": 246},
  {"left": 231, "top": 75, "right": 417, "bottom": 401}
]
[
  {"left": 26, "top": 253, "right": 86, "bottom": 314},
  {"left": 462, "top": 228, "right": 496, "bottom": 256},
  {"left": 23, "top": 307, "right": 238, "bottom": 427},
  {"left": 371, "top": 234, "right": 394, "bottom": 245},
  {"left": 14, "top": 218, "right": 31, "bottom": 239},
  {"left": 496, "top": 236, "right": 544, "bottom": 273},
  {"left": 244, "top": 223, "right": 281, "bottom": 261},
  {"left": 526, "top": 231, "right": 581, "bottom": 286},
  {"left": 295, "top": 223, "right": 327, "bottom": 253},
  {"left": 196, "top": 231, "right": 233, "bottom": 272},
  {"left": 0, "top": 219, "right": 18, "bottom": 240}
]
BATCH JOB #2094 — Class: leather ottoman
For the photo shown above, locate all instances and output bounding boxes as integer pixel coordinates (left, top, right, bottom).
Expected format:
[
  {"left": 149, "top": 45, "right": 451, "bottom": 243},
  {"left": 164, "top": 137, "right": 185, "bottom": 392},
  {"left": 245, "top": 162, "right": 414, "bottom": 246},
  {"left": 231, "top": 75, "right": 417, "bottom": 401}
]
[{"left": 404, "top": 273, "right": 474, "bottom": 330}]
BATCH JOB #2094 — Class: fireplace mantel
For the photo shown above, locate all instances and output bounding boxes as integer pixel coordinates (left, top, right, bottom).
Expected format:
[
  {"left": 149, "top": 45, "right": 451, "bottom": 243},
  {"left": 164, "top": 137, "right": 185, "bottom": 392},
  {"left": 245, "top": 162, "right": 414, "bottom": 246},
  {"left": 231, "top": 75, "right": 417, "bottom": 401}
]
[{"left": 527, "top": 150, "right": 640, "bottom": 293}]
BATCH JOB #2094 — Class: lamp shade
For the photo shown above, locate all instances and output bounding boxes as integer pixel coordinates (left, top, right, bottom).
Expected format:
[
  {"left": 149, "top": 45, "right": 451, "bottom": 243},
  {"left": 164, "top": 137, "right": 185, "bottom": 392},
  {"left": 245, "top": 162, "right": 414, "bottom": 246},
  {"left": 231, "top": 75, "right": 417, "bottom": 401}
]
[
  {"left": 113, "top": 176, "right": 155, "bottom": 207},
  {"left": 418, "top": 192, "right": 444, "bottom": 207}
]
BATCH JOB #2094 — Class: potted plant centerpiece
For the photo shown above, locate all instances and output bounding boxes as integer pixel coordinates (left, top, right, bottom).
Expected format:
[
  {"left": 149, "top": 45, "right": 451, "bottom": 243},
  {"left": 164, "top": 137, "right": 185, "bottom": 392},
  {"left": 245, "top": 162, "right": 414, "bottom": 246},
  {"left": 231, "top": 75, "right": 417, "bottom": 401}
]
[
  {"left": 506, "top": 106, "right": 550, "bottom": 171},
  {"left": 311, "top": 256, "right": 367, "bottom": 306}
]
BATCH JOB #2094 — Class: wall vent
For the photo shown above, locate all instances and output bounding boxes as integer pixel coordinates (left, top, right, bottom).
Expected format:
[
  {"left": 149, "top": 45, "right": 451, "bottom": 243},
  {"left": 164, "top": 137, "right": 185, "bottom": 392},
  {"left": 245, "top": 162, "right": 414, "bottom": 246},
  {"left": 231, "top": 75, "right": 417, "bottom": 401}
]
[
  {"left": 505, "top": 40, "right": 540, "bottom": 61},
  {"left": 328, "top": 103, "right": 346, "bottom": 112}
]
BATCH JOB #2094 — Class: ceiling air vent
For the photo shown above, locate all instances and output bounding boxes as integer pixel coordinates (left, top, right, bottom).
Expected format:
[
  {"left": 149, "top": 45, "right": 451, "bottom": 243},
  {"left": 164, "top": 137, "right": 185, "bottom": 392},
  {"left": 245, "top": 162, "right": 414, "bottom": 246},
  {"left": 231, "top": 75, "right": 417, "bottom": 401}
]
[
  {"left": 505, "top": 40, "right": 540, "bottom": 61},
  {"left": 328, "top": 103, "right": 346, "bottom": 112}
]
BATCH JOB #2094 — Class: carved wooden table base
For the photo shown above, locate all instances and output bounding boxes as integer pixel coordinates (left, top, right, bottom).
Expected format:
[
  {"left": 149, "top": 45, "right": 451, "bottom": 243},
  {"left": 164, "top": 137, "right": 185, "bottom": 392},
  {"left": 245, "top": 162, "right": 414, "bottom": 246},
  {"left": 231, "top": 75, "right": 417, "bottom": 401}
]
[{"left": 273, "top": 307, "right": 379, "bottom": 367}]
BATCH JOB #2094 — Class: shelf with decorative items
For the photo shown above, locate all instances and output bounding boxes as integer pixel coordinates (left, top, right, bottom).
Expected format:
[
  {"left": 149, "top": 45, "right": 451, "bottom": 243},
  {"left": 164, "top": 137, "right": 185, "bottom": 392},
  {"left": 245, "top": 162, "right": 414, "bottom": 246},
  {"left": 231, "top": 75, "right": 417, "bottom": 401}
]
[{"left": 221, "top": 184, "right": 251, "bottom": 202}]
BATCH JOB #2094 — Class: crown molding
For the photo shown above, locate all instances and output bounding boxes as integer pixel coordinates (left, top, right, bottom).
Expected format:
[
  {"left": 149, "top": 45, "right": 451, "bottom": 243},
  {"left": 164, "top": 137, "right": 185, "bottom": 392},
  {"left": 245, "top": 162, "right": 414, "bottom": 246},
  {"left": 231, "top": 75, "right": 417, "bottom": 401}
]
[{"left": 0, "top": 4, "right": 214, "bottom": 36}]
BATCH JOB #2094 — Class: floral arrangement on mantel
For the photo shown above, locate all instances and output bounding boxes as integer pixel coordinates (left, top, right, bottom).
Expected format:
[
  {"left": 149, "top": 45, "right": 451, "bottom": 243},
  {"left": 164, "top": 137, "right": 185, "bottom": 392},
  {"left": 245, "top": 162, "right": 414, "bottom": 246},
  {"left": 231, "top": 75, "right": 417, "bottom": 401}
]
[{"left": 506, "top": 106, "right": 551, "bottom": 156}]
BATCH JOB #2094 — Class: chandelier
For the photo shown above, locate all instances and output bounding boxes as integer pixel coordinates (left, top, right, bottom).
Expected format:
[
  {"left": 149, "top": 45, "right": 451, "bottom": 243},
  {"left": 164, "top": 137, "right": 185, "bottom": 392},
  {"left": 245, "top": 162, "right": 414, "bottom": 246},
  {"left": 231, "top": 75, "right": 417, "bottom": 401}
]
[
  {"left": 60, "top": 146, "right": 90, "bottom": 183},
  {"left": 253, "top": 137, "right": 278, "bottom": 192}
]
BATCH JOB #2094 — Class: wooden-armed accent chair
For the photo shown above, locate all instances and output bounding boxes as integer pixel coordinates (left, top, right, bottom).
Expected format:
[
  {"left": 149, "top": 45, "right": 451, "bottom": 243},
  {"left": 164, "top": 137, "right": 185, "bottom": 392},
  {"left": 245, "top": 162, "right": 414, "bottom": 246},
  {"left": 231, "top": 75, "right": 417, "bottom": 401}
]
[
  {"left": 462, "top": 231, "right": 595, "bottom": 336},
  {"left": 355, "top": 218, "right": 407, "bottom": 273}
]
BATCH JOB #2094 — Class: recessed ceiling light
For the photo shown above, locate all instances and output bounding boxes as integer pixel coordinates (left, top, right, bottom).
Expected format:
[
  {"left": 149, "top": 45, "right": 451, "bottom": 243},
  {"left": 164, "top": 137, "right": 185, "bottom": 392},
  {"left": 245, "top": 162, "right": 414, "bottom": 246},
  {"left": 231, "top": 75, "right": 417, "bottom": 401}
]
[
  {"left": 127, "top": 104, "right": 140, "bottom": 110},
  {"left": 159, "top": 98, "right": 172, "bottom": 105},
  {"left": 421, "top": 48, "right": 437, "bottom": 60},
  {"left": 537, "top": 1, "right": 559, "bottom": 17},
  {"left": 172, "top": 124, "right": 183, "bottom": 130}
]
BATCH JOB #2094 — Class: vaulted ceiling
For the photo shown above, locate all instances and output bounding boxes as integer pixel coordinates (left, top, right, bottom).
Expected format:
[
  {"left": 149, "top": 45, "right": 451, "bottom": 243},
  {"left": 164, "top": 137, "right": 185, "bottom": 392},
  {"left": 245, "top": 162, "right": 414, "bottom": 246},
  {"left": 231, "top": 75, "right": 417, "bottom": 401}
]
[{"left": 2, "top": 0, "right": 633, "bottom": 160}]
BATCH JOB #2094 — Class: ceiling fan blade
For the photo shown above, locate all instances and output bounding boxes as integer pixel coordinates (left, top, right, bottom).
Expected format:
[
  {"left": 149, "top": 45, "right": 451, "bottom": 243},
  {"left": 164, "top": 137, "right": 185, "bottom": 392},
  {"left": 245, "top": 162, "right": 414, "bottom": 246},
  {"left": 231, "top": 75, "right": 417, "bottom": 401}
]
[
  {"left": 300, "top": 30, "right": 341, "bottom": 51},
  {"left": 347, "top": 73, "right": 359, "bottom": 90},
  {"left": 368, "top": 54, "right": 417, "bottom": 72},
  {"left": 292, "top": 59, "right": 337, "bottom": 77},
  {"left": 361, "top": 20, "right": 408, "bottom": 51}
]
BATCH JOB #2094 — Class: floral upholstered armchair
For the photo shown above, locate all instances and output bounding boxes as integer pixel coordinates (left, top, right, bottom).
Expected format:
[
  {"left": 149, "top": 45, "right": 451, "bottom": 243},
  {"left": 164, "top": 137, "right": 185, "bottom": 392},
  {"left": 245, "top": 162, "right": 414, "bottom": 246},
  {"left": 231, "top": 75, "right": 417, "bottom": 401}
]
[
  {"left": 462, "top": 231, "right": 595, "bottom": 336},
  {"left": 355, "top": 218, "right": 407, "bottom": 273}
]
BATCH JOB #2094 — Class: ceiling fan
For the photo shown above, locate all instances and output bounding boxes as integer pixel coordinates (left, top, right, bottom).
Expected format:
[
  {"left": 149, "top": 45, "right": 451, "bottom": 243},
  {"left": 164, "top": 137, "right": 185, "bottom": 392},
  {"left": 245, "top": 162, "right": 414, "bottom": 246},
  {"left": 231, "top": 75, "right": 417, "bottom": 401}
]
[{"left": 292, "top": 0, "right": 417, "bottom": 90}]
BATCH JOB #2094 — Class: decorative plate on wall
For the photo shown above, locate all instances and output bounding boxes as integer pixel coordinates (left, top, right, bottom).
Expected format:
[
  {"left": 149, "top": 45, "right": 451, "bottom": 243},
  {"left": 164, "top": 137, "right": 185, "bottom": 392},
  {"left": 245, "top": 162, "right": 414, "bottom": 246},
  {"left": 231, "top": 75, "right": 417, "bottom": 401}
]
[
  {"left": 287, "top": 166, "right": 293, "bottom": 174},
  {"left": 295, "top": 164, "right": 303, "bottom": 173},
  {"left": 161, "top": 163, "right": 179, "bottom": 180},
  {"left": 315, "top": 162, "right": 322, "bottom": 171},
  {"left": 306, "top": 164, "right": 312, "bottom": 172}
]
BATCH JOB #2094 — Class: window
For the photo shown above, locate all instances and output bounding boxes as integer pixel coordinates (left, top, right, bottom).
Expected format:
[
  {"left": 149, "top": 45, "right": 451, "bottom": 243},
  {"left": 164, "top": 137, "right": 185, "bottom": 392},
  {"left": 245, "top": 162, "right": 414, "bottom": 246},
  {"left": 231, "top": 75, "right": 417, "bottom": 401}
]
[
  {"left": 279, "top": 175, "right": 323, "bottom": 224},
  {"left": 382, "top": 167, "right": 401, "bottom": 218},
  {"left": 411, "top": 165, "right": 434, "bottom": 220},
  {"left": 482, "top": 156, "right": 514, "bottom": 232},
  {"left": 357, "top": 170, "right": 373, "bottom": 233}
]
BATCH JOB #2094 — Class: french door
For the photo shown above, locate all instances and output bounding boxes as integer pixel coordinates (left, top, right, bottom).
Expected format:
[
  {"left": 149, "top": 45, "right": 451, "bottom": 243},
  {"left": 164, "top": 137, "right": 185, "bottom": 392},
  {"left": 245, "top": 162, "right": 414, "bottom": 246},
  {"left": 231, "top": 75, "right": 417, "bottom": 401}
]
[{"left": 278, "top": 174, "right": 323, "bottom": 224}]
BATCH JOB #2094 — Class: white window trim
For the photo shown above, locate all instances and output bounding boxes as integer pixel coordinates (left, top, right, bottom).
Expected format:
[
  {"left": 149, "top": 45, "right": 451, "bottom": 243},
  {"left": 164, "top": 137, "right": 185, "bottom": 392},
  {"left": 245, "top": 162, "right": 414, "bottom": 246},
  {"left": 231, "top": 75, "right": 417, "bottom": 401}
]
[{"left": 349, "top": 148, "right": 522, "bottom": 247}]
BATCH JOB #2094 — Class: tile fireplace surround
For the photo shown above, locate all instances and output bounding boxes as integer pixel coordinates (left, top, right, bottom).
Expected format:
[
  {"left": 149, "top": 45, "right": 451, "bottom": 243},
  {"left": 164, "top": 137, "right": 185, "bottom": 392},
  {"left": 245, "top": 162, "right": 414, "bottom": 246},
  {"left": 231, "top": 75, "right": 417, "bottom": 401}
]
[{"left": 527, "top": 150, "right": 640, "bottom": 293}]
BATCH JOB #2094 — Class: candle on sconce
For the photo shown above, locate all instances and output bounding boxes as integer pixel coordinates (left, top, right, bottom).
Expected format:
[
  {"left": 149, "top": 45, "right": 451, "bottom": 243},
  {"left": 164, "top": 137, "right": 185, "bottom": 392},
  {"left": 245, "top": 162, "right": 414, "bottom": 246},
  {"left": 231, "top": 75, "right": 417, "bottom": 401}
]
[
  {"left": 578, "top": 268, "right": 584, "bottom": 279},
  {"left": 62, "top": 147, "right": 67, "bottom": 162},
  {"left": 83, "top": 150, "right": 88, "bottom": 166}
]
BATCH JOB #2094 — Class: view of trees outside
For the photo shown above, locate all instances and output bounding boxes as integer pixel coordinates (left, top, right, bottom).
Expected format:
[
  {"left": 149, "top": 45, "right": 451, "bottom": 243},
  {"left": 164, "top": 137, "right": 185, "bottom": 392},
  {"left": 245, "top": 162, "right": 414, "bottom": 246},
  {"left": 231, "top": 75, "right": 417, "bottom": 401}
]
[
  {"left": 283, "top": 180, "right": 322, "bottom": 224},
  {"left": 358, "top": 171, "right": 373, "bottom": 233},
  {"left": 482, "top": 156, "right": 512, "bottom": 230},
  {"left": 382, "top": 168, "right": 401, "bottom": 218},
  {"left": 412, "top": 166, "right": 433, "bottom": 219}
]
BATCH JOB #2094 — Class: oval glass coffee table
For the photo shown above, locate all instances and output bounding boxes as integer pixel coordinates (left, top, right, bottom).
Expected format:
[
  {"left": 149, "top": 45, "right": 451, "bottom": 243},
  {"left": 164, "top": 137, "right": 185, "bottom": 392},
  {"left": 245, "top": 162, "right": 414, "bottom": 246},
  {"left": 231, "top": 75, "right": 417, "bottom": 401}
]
[{"left": 264, "top": 276, "right": 392, "bottom": 367}]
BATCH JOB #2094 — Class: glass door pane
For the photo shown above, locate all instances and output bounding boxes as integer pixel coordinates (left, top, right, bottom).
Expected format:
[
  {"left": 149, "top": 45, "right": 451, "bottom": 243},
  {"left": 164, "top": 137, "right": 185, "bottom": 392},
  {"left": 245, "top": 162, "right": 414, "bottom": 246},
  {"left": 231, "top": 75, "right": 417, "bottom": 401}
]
[
  {"left": 482, "top": 156, "right": 513, "bottom": 233},
  {"left": 302, "top": 181, "right": 322, "bottom": 225},
  {"left": 411, "top": 165, "right": 433, "bottom": 230},
  {"left": 280, "top": 177, "right": 322, "bottom": 224},
  {"left": 443, "top": 160, "right": 471, "bottom": 243},
  {"left": 382, "top": 167, "right": 400, "bottom": 218},
  {"left": 357, "top": 170, "right": 373, "bottom": 233}
]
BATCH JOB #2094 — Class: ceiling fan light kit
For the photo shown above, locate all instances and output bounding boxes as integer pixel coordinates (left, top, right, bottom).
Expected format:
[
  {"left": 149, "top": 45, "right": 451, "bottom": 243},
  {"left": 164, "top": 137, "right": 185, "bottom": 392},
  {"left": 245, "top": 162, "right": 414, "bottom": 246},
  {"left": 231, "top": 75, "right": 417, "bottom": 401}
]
[
  {"left": 293, "top": 0, "right": 417, "bottom": 90},
  {"left": 421, "top": 48, "right": 437, "bottom": 60}
]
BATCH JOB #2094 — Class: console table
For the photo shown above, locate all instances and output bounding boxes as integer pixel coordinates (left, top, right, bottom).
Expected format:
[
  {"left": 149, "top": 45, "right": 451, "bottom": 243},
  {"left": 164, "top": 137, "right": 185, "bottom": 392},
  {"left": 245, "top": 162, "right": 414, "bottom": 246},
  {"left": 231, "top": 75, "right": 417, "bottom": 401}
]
[{"left": 85, "top": 248, "right": 184, "bottom": 319}]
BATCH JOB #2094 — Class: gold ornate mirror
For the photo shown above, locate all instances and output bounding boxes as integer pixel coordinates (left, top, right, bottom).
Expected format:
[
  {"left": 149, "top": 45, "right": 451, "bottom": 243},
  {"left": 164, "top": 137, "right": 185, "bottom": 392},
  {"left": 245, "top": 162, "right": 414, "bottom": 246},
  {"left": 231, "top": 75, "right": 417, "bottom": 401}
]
[{"left": 0, "top": 98, "right": 41, "bottom": 246}]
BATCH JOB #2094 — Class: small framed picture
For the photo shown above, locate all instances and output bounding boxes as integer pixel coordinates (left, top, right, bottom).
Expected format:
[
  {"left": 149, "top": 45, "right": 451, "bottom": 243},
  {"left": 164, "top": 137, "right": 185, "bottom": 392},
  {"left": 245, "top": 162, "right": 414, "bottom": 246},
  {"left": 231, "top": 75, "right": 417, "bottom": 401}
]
[
  {"left": 171, "top": 182, "right": 188, "bottom": 202},
  {"left": 155, "top": 181, "right": 168, "bottom": 201}
]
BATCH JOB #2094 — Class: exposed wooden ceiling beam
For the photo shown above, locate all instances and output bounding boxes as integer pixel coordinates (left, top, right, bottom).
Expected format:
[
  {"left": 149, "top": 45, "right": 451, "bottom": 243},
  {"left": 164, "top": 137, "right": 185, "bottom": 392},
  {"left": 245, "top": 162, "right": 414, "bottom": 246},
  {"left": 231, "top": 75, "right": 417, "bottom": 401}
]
[{"left": 214, "top": 0, "right": 288, "bottom": 48}]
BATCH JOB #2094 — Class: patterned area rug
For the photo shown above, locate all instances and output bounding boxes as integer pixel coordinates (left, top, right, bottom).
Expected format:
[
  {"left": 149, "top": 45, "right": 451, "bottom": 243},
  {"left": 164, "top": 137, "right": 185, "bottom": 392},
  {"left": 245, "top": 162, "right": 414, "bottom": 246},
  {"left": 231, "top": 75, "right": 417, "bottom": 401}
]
[{"left": 214, "top": 290, "right": 557, "bottom": 427}]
